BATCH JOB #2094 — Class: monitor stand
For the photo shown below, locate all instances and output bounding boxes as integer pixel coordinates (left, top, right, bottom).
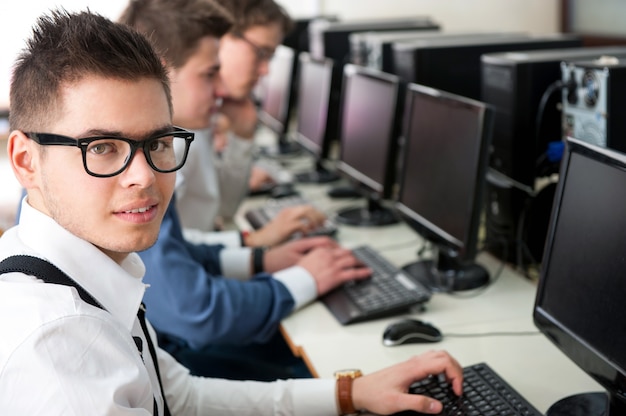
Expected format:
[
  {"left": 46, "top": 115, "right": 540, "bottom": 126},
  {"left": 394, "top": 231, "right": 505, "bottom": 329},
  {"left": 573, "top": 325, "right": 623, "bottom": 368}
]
[
  {"left": 276, "top": 136, "right": 301, "bottom": 155},
  {"left": 295, "top": 161, "right": 340, "bottom": 184},
  {"left": 335, "top": 196, "right": 398, "bottom": 227},
  {"left": 261, "top": 135, "right": 302, "bottom": 157},
  {"left": 547, "top": 392, "right": 623, "bottom": 416},
  {"left": 296, "top": 169, "right": 340, "bottom": 183},
  {"left": 402, "top": 248, "right": 489, "bottom": 292}
]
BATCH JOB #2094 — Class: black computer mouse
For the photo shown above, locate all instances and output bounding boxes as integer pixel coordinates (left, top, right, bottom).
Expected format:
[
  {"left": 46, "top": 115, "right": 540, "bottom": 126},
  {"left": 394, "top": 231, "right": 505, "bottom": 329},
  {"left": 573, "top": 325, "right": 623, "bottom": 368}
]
[
  {"left": 270, "top": 183, "right": 300, "bottom": 199},
  {"left": 382, "top": 319, "right": 443, "bottom": 346}
]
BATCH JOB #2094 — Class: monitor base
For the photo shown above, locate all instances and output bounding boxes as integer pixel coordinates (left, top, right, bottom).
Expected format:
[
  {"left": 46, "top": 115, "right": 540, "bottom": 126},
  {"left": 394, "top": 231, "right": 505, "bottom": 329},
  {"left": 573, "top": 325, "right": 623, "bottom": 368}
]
[
  {"left": 335, "top": 205, "right": 398, "bottom": 227},
  {"left": 295, "top": 169, "right": 340, "bottom": 184},
  {"left": 327, "top": 186, "right": 362, "bottom": 199},
  {"left": 261, "top": 139, "right": 302, "bottom": 157},
  {"left": 546, "top": 392, "right": 610, "bottom": 416},
  {"left": 402, "top": 259, "right": 489, "bottom": 293}
]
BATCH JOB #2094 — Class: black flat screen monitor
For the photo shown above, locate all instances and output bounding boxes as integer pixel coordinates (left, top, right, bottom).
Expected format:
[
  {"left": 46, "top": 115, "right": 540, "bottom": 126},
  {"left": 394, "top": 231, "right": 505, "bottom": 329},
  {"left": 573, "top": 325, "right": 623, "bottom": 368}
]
[
  {"left": 293, "top": 52, "right": 342, "bottom": 183},
  {"left": 257, "top": 45, "right": 299, "bottom": 154},
  {"left": 395, "top": 83, "right": 494, "bottom": 292},
  {"left": 533, "top": 137, "right": 626, "bottom": 416},
  {"left": 335, "top": 64, "right": 405, "bottom": 226}
]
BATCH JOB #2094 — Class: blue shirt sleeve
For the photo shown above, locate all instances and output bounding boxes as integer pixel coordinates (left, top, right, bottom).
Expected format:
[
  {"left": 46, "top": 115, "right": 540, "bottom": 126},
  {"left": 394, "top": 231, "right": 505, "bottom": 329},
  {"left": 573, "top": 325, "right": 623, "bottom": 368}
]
[{"left": 139, "top": 198, "right": 295, "bottom": 348}]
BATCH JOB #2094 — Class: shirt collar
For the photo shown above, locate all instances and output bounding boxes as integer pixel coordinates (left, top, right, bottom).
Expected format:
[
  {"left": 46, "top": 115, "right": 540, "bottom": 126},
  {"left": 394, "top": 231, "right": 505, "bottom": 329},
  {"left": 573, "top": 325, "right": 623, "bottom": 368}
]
[{"left": 17, "top": 198, "right": 147, "bottom": 331}]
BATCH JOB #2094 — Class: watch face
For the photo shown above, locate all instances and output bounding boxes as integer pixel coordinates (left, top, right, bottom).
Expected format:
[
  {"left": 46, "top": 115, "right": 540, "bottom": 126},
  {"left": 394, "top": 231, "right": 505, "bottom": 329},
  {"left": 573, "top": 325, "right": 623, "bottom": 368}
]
[{"left": 334, "top": 369, "right": 363, "bottom": 379}]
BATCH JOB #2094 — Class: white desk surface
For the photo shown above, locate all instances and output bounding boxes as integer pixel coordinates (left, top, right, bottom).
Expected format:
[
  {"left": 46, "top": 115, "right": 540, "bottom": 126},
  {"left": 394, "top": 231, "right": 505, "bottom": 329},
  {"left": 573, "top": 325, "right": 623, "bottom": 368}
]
[{"left": 237, "top": 134, "right": 602, "bottom": 414}]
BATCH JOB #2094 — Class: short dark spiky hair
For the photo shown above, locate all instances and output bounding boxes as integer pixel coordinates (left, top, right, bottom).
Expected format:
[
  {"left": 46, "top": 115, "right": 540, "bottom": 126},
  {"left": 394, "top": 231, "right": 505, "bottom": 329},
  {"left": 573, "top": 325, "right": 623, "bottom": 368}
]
[
  {"left": 9, "top": 9, "right": 171, "bottom": 132},
  {"left": 219, "top": 0, "right": 294, "bottom": 36},
  {"left": 119, "top": 0, "right": 234, "bottom": 69}
]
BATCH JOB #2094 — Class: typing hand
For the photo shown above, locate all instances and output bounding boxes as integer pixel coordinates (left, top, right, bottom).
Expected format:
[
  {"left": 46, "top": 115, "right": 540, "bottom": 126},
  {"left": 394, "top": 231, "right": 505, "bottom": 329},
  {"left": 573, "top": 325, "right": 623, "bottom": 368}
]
[
  {"left": 263, "top": 236, "right": 337, "bottom": 273},
  {"left": 352, "top": 350, "right": 463, "bottom": 415},
  {"left": 248, "top": 166, "right": 275, "bottom": 192},
  {"left": 296, "top": 246, "right": 372, "bottom": 295},
  {"left": 245, "top": 205, "right": 327, "bottom": 247}
]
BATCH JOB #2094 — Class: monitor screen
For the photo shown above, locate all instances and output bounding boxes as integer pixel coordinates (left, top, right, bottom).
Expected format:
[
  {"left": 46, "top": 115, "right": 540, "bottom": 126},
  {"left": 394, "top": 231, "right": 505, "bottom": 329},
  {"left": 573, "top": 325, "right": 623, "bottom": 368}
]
[
  {"left": 333, "top": 64, "right": 404, "bottom": 227},
  {"left": 338, "top": 64, "right": 401, "bottom": 195},
  {"left": 395, "top": 83, "right": 493, "bottom": 292},
  {"left": 533, "top": 138, "right": 626, "bottom": 415},
  {"left": 258, "top": 45, "right": 296, "bottom": 135},
  {"left": 291, "top": 52, "right": 342, "bottom": 184},
  {"left": 295, "top": 53, "right": 334, "bottom": 157}
]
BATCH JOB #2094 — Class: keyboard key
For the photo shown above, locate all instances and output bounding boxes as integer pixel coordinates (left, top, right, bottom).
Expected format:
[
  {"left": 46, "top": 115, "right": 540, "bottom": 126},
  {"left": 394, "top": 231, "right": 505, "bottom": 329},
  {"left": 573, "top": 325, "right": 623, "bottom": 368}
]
[
  {"left": 321, "top": 245, "right": 431, "bottom": 324},
  {"left": 397, "top": 363, "right": 542, "bottom": 416}
]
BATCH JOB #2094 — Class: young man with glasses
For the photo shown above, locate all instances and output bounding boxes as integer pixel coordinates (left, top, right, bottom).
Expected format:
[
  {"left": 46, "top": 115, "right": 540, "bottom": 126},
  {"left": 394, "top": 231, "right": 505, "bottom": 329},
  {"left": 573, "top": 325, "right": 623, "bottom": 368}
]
[
  {"left": 119, "top": 0, "right": 371, "bottom": 381},
  {"left": 0, "top": 8, "right": 464, "bottom": 414}
]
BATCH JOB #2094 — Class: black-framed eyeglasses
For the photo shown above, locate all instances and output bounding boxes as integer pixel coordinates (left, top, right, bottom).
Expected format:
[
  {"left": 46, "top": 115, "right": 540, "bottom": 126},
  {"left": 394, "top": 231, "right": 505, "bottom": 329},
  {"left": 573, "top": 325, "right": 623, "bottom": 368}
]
[
  {"left": 25, "top": 127, "right": 195, "bottom": 178},
  {"left": 234, "top": 32, "right": 275, "bottom": 62}
]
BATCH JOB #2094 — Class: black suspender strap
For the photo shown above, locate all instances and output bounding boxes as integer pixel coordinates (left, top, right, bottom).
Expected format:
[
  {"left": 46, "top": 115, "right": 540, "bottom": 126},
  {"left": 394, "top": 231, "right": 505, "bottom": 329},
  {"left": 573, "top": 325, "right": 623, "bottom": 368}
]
[
  {"left": 0, "top": 255, "right": 104, "bottom": 309},
  {"left": 0, "top": 255, "right": 171, "bottom": 416},
  {"left": 137, "top": 302, "right": 172, "bottom": 416}
]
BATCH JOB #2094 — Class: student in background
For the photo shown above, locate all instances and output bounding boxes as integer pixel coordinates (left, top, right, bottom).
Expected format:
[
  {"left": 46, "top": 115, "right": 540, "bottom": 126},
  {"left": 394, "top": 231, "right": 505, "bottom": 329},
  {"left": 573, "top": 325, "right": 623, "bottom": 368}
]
[
  {"left": 0, "top": 9, "right": 464, "bottom": 414},
  {"left": 174, "top": 0, "right": 326, "bottom": 248},
  {"left": 119, "top": 0, "right": 370, "bottom": 381}
]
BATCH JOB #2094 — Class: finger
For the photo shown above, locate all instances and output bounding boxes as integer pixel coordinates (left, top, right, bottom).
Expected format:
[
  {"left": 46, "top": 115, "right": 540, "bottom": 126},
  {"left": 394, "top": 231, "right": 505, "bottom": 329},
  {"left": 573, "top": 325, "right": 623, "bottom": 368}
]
[
  {"left": 336, "top": 266, "right": 372, "bottom": 283},
  {"left": 398, "top": 394, "right": 443, "bottom": 415},
  {"left": 411, "top": 352, "right": 464, "bottom": 396},
  {"left": 298, "top": 236, "right": 338, "bottom": 250},
  {"left": 301, "top": 208, "right": 326, "bottom": 224}
]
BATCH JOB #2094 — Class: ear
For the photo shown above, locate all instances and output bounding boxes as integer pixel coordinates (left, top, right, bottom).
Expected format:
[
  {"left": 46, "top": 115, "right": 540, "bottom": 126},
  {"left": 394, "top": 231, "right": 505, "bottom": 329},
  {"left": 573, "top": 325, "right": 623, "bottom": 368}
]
[{"left": 7, "top": 130, "right": 40, "bottom": 189}]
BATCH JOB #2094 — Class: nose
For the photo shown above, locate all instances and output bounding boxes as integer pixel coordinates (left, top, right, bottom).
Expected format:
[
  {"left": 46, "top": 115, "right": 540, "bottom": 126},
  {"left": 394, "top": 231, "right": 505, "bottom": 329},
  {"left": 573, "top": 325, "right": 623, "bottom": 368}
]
[
  {"left": 120, "top": 149, "right": 157, "bottom": 187},
  {"left": 213, "top": 72, "right": 230, "bottom": 100}
]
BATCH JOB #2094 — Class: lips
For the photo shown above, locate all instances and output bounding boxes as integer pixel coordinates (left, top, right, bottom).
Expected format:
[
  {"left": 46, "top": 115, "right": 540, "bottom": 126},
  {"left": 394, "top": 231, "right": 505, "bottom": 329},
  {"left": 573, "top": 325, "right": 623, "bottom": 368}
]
[
  {"left": 114, "top": 203, "right": 159, "bottom": 224},
  {"left": 123, "top": 206, "right": 152, "bottom": 214}
]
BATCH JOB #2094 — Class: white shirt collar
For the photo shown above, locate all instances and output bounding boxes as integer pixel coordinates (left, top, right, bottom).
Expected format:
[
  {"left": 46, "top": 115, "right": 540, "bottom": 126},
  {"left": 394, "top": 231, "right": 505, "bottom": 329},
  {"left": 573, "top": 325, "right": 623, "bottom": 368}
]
[{"left": 16, "top": 198, "right": 147, "bottom": 331}]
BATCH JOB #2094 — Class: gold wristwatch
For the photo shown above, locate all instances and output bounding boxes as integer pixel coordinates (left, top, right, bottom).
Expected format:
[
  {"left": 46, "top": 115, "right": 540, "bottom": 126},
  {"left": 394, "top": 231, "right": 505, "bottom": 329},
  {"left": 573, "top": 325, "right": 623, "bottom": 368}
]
[{"left": 334, "top": 369, "right": 363, "bottom": 415}]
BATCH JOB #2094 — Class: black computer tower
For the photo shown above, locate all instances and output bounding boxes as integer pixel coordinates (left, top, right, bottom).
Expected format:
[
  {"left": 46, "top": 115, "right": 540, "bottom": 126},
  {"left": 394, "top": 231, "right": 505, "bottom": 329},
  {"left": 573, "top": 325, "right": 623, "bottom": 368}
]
[
  {"left": 481, "top": 46, "right": 626, "bottom": 266},
  {"left": 392, "top": 34, "right": 582, "bottom": 100},
  {"left": 348, "top": 29, "right": 441, "bottom": 70},
  {"left": 308, "top": 16, "right": 440, "bottom": 65},
  {"left": 283, "top": 16, "right": 339, "bottom": 53},
  {"left": 350, "top": 31, "right": 526, "bottom": 73}
]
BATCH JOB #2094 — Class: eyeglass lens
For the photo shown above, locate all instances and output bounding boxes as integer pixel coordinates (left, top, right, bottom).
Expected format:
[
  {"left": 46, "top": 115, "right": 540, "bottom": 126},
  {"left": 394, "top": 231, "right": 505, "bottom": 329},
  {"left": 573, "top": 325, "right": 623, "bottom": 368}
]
[{"left": 84, "top": 135, "right": 188, "bottom": 176}]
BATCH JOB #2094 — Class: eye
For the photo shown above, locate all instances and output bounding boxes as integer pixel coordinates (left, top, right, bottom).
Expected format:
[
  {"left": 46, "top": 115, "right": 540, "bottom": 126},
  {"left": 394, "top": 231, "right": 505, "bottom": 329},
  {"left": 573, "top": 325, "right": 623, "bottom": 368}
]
[
  {"left": 149, "top": 136, "right": 173, "bottom": 152},
  {"left": 87, "top": 140, "right": 120, "bottom": 155}
]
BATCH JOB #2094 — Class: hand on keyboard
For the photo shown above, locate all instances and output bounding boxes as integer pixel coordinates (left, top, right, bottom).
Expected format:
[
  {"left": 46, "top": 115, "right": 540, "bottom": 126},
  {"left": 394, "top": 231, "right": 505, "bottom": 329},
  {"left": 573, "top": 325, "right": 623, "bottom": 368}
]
[
  {"left": 244, "top": 205, "right": 327, "bottom": 247},
  {"left": 248, "top": 165, "right": 276, "bottom": 192},
  {"left": 263, "top": 236, "right": 339, "bottom": 273},
  {"left": 352, "top": 350, "right": 463, "bottom": 416},
  {"left": 295, "top": 246, "right": 372, "bottom": 295}
]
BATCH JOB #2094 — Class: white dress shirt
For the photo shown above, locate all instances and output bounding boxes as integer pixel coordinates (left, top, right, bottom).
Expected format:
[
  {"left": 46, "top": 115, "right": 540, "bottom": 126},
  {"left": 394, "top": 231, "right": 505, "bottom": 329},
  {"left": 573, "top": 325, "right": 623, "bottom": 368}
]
[{"left": 0, "top": 200, "right": 336, "bottom": 415}]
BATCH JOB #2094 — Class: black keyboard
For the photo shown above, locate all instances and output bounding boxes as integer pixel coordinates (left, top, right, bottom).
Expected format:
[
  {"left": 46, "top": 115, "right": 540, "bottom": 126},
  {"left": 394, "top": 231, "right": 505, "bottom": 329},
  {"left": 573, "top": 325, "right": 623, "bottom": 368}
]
[
  {"left": 321, "top": 245, "right": 431, "bottom": 325},
  {"left": 394, "top": 362, "right": 542, "bottom": 416},
  {"left": 244, "top": 195, "right": 338, "bottom": 238}
]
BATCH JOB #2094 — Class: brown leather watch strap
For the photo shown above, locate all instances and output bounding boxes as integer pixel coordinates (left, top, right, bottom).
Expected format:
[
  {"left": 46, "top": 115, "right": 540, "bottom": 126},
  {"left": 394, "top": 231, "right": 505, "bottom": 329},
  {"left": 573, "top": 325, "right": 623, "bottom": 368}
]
[
  {"left": 337, "top": 375, "right": 357, "bottom": 415},
  {"left": 335, "top": 369, "right": 362, "bottom": 415}
]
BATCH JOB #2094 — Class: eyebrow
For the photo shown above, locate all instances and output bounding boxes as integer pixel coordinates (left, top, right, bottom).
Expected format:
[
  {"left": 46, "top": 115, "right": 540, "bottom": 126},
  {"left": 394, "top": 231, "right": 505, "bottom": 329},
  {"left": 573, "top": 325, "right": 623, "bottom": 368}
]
[{"left": 76, "top": 124, "right": 174, "bottom": 140}]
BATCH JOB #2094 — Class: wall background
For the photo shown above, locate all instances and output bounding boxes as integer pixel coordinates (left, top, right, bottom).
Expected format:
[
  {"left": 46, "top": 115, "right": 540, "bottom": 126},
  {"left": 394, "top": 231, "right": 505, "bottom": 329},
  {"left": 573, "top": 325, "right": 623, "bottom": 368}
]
[
  {"left": 279, "top": 0, "right": 560, "bottom": 35},
  {"left": 1, "top": 0, "right": 560, "bottom": 106}
]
